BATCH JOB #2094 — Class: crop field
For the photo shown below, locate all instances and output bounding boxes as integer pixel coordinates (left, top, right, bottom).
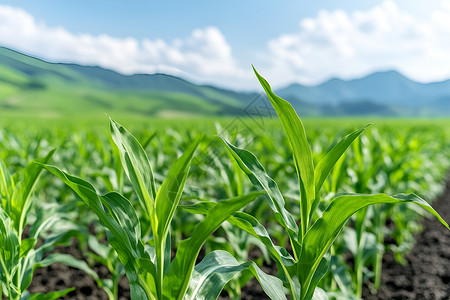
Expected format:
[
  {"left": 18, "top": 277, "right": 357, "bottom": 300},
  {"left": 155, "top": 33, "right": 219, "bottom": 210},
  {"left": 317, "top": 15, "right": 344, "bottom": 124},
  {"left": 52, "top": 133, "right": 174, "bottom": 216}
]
[{"left": 1, "top": 73, "right": 449, "bottom": 300}]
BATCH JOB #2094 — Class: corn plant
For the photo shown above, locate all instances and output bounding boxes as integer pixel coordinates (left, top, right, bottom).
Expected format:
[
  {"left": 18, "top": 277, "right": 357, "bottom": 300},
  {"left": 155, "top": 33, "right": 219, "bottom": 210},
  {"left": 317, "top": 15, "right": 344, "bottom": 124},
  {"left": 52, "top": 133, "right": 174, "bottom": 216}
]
[
  {"left": 83, "top": 231, "right": 126, "bottom": 299},
  {"left": 41, "top": 118, "right": 286, "bottom": 300},
  {"left": 216, "top": 68, "right": 450, "bottom": 300},
  {"left": 84, "top": 142, "right": 127, "bottom": 300},
  {"left": 199, "top": 143, "right": 271, "bottom": 299},
  {"left": 0, "top": 150, "right": 82, "bottom": 299}
]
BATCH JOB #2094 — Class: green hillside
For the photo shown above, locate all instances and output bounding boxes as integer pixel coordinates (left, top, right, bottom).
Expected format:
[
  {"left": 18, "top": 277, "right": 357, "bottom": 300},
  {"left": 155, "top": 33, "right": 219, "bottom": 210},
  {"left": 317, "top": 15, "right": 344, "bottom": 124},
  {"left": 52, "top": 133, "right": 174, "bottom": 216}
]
[
  {"left": 0, "top": 47, "right": 253, "bottom": 120},
  {"left": 2, "top": 47, "right": 448, "bottom": 120}
]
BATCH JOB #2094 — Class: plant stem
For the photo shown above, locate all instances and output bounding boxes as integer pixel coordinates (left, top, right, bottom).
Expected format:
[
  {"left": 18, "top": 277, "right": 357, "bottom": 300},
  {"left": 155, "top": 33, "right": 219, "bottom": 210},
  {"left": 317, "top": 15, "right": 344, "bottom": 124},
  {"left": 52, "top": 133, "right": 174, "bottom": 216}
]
[
  {"left": 0, "top": 254, "right": 13, "bottom": 299},
  {"left": 373, "top": 250, "right": 383, "bottom": 291},
  {"left": 299, "top": 184, "right": 309, "bottom": 242},
  {"left": 354, "top": 207, "right": 368, "bottom": 298},
  {"left": 372, "top": 205, "right": 386, "bottom": 291},
  {"left": 225, "top": 279, "right": 240, "bottom": 300},
  {"left": 355, "top": 258, "right": 363, "bottom": 298},
  {"left": 155, "top": 237, "right": 164, "bottom": 299},
  {"left": 138, "top": 274, "right": 157, "bottom": 300},
  {"left": 112, "top": 272, "right": 119, "bottom": 300},
  {"left": 329, "top": 246, "right": 337, "bottom": 291},
  {"left": 280, "top": 264, "right": 298, "bottom": 300}
]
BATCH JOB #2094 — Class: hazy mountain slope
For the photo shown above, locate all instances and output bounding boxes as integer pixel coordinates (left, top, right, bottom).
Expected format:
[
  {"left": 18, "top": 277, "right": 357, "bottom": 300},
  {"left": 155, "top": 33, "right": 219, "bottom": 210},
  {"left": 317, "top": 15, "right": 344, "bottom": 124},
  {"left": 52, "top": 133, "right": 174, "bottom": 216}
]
[
  {"left": 0, "top": 46, "right": 449, "bottom": 118},
  {"left": 277, "top": 71, "right": 450, "bottom": 116},
  {"left": 0, "top": 47, "right": 250, "bottom": 118}
]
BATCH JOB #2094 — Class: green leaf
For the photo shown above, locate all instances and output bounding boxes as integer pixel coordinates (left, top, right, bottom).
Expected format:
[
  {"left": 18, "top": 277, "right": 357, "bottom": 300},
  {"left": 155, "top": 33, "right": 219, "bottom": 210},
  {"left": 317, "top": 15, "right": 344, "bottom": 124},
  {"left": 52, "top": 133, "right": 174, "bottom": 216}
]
[
  {"left": 124, "top": 258, "right": 158, "bottom": 300},
  {"left": 142, "top": 132, "right": 157, "bottom": 150},
  {"left": 19, "top": 211, "right": 88, "bottom": 292},
  {"left": 164, "top": 191, "right": 263, "bottom": 300},
  {"left": 87, "top": 234, "right": 111, "bottom": 260},
  {"left": 186, "top": 250, "right": 287, "bottom": 300},
  {"left": 21, "top": 288, "right": 75, "bottom": 300},
  {"left": 311, "top": 287, "right": 328, "bottom": 300},
  {"left": 253, "top": 67, "right": 315, "bottom": 237},
  {"left": 228, "top": 212, "right": 295, "bottom": 266},
  {"left": 328, "top": 256, "right": 355, "bottom": 296},
  {"left": 0, "top": 156, "right": 14, "bottom": 214},
  {"left": 152, "top": 135, "right": 200, "bottom": 299},
  {"left": 29, "top": 206, "right": 61, "bottom": 240},
  {"left": 298, "top": 193, "right": 450, "bottom": 299},
  {"left": 92, "top": 172, "right": 115, "bottom": 192},
  {"left": 220, "top": 139, "right": 298, "bottom": 239},
  {"left": 303, "top": 253, "right": 330, "bottom": 300},
  {"left": 41, "top": 165, "right": 138, "bottom": 259},
  {"left": 311, "top": 126, "right": 368, "bottom": 218},
  {"left": 109, "top": 117, "right": 157, "bottom": 222},
  {"left": 180, "top": 202, "right": 216, "bottom": 215},
  {"left": 12, "top": 149, "right": 55, "bottom": 237},
  {"left": 19, "top": 238, "right": 36, "bottom": 257},
  {"left": 36, "top": 253, "right": 100, "bottom": 282},
  {"left": 0, "top": 206, "right": 20, "bottom": 279},
  {"left": 155, "top": 135, "right": 201, "bottom": 247},
  {"left": 41, "top": 164, "right": 157, "bottom": 300},
  {"left": 181, "top": 202, "right": 299, "bottom": 293},
  {"left": 228, "top": 212, "right": 303, "bottom": 298},
  {"left": 102, "top": 192, "right": 142, "bottom": 253}
]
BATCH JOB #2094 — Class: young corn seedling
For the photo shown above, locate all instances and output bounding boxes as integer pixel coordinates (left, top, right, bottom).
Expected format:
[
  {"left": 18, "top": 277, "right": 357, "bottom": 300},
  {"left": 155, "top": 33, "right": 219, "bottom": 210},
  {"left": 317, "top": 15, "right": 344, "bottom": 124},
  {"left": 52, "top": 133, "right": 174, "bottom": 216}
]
[
  {"left": 218, "top": 67, "right": 450, "bottom": 300},
  {"left": 42, "top": 118, "right": 286, "bottom": 300},
  {"left": 344, "top": 135, "right": 385, "bottom": 297},
  {"left": 83, "top": 231, "right": 126, "bottom": 299},
  {"left": 0, "top": 150, "right": 82, "bottom": 299},
  {"left": 200, "top": 144, "right": 271, "bottom": 300}
]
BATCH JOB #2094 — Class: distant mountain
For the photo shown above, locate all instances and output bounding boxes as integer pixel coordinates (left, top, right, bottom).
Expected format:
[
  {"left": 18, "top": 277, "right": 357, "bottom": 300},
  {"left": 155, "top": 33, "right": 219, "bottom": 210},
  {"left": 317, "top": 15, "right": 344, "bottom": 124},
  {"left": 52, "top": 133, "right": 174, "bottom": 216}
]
[
  {"left": 276, "top": 70, "right": 450, "bottom": 116},
  {"left": 0, "top": 46, "right": 449, "bottom": 118},
  {"left": 0, "top": 47, "right": 256, "bottom": 118}
]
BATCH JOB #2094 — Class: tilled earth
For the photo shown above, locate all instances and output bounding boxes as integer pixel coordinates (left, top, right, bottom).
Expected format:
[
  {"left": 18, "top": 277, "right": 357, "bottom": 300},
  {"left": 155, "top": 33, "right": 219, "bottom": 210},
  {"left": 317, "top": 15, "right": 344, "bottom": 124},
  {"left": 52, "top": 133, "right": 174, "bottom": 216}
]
[
  {"left": 362, "top": 179, "right": 450, "bottom": 300},
  {"left": 28, "top": 243, "right": 129, "bottom": 300},
  {"left": 27, "top": 179, "right": 450, "bottom": 299}
]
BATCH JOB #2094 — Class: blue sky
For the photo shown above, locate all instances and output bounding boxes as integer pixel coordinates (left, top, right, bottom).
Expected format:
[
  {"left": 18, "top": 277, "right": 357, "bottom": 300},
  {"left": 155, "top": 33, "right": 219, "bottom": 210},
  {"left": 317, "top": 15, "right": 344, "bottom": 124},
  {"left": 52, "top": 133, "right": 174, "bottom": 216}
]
[{"left": 0, "top": 1, "right": 449, "bottom": 90}]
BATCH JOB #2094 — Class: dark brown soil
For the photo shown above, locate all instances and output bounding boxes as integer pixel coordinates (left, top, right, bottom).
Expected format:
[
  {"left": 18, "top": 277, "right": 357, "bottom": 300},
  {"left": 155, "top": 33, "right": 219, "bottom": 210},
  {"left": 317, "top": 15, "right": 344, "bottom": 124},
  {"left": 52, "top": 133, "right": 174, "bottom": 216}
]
[
  {"left": 27, "top": 179, "right": 450, "bottom": 299},
  {"left": 28, "top": 242, "right": 130, "bottom": 300},
  {"left": 362, "top": 179, "right": 450, "bottom": 300}
]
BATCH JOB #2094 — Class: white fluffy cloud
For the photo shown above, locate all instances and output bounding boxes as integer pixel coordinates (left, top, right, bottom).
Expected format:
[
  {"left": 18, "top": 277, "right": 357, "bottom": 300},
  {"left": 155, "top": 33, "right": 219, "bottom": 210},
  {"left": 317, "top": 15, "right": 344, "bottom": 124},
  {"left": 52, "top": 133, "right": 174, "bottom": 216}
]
[
  {"left": 0, "top": 5, "right": 250, "bottom": 88},
  {"left": 262, "top": 0, "right": 450, "bottom": 87},
  {"left": 2, "top": 2, "right": 450, "bottom": 89}
]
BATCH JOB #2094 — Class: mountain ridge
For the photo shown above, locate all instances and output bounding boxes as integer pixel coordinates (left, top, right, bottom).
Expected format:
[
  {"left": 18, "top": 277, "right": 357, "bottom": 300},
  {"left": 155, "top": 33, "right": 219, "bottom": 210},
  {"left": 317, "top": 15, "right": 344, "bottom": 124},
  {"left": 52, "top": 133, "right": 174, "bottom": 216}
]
[
  {"left": 0, "top": 46, "right": 258, "bottom": 118},
  {"left": 277, "top": 69, "right": 450, "bottom": 115},
  {"left": 0, "top": 46, "right": 449, "bottom": 118}
]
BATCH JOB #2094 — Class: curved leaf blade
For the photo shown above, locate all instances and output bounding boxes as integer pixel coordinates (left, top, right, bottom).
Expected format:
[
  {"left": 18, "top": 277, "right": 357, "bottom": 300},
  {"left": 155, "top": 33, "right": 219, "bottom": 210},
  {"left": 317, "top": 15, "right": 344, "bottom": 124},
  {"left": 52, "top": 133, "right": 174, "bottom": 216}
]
[
  {"left": 229, "top": 212, "right": 295, "bottom": 266},
  {"left": 313, "top": 126, "right": 368, "bottom": 198},
  {"left": 0, "top": 206, "right": 20, "bottom": 281},
  {"left": 0, "top": 156, "right": 14, "bottom": 213},
  {"left": 220, "top": 138, "right": 297, "bottom": 237},
  {"left": 164, "top": 191, "right": 263, "bottom": 300},
  {"left": 36, "top": 253, "right": 100, "bottom": 282},
  {"left": 21, "top": 288, "right": 75, "bottom": 300},
  {"left": 12, "top": 149, "right": 55, "bottom": 236},
  {"left": 109, "top": 117, "right": 156, "bottom": 221},
  {"left": 181, "top": 203, "right": 298, "bottom": 291},
  {"left": 155, "top": 136, "right": 201, "bottom": 243},
  {"left": 186, "top": 250, "right": 287, "bottom": 300},
  {"left": 41, "top": 164, "right": 157, "bottom": 299},
  {"left": 253, "top": 67, "right": 314, "bottom": 235},
  {"left": 299, "top": 193, "right": 450, "bottom": 299}
]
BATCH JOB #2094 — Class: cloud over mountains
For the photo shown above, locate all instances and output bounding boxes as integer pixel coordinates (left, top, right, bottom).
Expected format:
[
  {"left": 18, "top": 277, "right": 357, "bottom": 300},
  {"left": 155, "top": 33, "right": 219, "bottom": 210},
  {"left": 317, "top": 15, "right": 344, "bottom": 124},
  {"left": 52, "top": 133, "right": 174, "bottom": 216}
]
[
  {"left": 1, "top": 1, "right": 450, "bottom": 89},
  {"left": 262, "top": 1, "right": 450, "bottom": 87},
  {"left": 0, "top": 5, "right": 248, "bottom": 88}
]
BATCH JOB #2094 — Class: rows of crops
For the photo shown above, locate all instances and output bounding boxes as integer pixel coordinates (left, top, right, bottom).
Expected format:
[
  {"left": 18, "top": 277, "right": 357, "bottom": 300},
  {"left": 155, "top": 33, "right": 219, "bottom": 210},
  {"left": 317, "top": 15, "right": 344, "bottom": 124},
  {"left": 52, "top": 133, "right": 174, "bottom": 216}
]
[{"left": 1, "top": 72, "right": 449, "bottom": 300}]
